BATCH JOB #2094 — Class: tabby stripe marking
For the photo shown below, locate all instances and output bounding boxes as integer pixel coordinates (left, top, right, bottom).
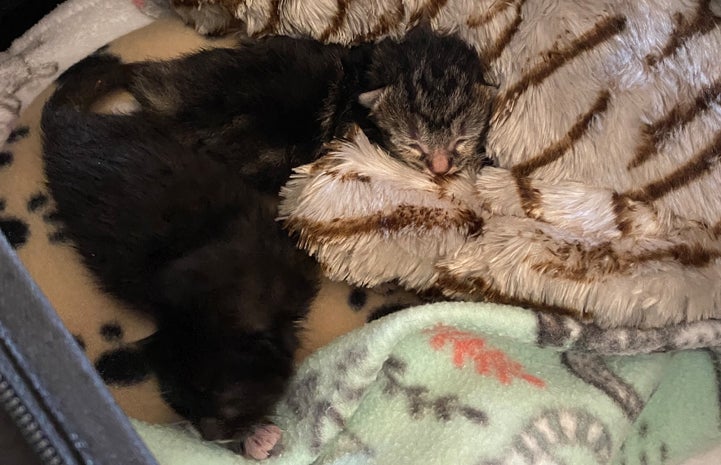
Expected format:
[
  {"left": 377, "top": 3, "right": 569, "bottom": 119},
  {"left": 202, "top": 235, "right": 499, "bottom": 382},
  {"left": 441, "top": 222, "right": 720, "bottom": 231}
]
[
  {"left": 493, "top": 15, "right": 626, "bottom": 120},
  {"left": 355, "top": 1, "right": 405, "bottom": 43},
  {"left": 410, "top": 0, "right": 449, "bottom": 24},
  {"left": 645, "top": 0, "right": 721, "bottom": 67},
  {"left": 467, "top": 0, "right": 516, "bottom": 28},
  {"left": 285, "top": 205, "right": 483, "bottom": 239},
  {"left": 611, "top": 192, "right": 633, "bottom": 235},
  {"left": 325, "top": 169, "right": 371, "bottom": 183},
  {"left": 512, "top": 90, "right": 610, "bottom": 177},
  {"left": 529, "top": 241, "right": 617, "bottom": 283},
  {"left": 320, "top": 0, "right": 354, "bottom": 42},
  {"left": 635, "top": 243, "right": 721, "bottom": 267},
  {"left": 515, "top": 175, "right": 544, "bottom": 220},
  {"left": 532, "top": 242, "right": 721, "bottom": 282},
  {"left": 511, "top": 91, "right": 610, "bottom": 219},
  {"left": 483, "top": 0, "right": 525, "bottom": 63},
  {"left": 625, "top": 130, "right": 721, "bottom": 202},
  {"left": 628, "top": 77, "right": 721, "bottom": 169},
  {"left": 257, "top": 0, "right": 282, "bottom": 36},
  {"left": 435, "top": 271, "right": 583, "bottom": 318}
]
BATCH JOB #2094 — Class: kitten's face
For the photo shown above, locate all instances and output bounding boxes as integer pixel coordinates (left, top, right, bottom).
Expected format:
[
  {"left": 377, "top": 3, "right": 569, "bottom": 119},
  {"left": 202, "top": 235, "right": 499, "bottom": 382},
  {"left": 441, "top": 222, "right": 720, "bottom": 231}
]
[
  {"left": 361, "top": 83, "right": 495, "bottom": 176},
  {"left": 361, "top": 30, "right": 496, "bottom": 176}
]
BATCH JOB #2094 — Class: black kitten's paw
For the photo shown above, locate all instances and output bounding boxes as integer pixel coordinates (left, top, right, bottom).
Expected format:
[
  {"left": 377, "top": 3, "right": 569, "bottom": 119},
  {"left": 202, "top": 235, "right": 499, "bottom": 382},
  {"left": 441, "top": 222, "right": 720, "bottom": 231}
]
[
  {"left": 188, "top": 336, "right": 294, "bottom": 442},
  {"left": 144, "top": 329, "right": 294, "bottom": 452},
  {"left": 243, "top": 424, "right": 283, "bottom": 460},
  {"left": 199, "top": 420, "right": 282, "bottom": 460}
]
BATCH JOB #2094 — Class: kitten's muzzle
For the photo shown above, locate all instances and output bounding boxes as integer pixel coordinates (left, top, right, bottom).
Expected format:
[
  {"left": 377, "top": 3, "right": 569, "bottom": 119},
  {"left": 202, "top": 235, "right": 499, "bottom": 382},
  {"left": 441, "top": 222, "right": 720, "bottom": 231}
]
[{"left": 426, "top": 148, "right": 453, "bottom": 175}]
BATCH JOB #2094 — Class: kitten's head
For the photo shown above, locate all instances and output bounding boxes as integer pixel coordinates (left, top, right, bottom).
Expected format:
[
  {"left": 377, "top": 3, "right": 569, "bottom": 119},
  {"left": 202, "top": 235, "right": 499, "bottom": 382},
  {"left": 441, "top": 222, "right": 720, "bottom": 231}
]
[{"left": 361, "top": 27, "right": 496, "bottom": 176}]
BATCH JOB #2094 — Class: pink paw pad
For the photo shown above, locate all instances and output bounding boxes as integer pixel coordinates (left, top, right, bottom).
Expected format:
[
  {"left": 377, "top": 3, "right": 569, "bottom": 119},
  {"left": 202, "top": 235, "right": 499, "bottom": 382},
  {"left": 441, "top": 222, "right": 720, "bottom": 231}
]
[{"left": 243, "top": 424, "right": 282, "bottom": 460}]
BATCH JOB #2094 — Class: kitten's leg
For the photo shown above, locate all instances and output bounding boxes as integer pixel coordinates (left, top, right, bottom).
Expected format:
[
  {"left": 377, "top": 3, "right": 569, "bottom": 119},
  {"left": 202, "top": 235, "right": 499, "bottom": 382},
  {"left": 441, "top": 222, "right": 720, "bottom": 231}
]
[
  {"left": 125, "top": 48, "right": 256, "bottom": 118},
  {"left": 47, "top": 53, "right": 134, "bottom": 112},
  {"left": 46, "top": 49, "right": 247, "bottom": 119},
  {"left": 46, "top": 52, "right": 189, "bottom": 117},
  {"left": 243, "top": 424, "right": 283, "bottom": 460}
]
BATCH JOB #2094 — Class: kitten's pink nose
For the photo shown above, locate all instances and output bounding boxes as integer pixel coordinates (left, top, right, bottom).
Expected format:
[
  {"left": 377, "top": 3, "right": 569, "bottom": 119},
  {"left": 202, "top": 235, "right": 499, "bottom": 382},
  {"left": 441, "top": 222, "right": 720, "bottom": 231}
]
[{"left": 427, "top": 149, "right": 452, "bottom": 175}]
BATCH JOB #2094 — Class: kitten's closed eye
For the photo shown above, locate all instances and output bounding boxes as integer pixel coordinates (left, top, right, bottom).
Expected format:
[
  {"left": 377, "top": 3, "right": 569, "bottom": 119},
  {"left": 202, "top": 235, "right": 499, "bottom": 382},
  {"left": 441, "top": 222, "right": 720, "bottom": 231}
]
[
  {"left": 408, "top": 143, "right": 424, "bottom": 155},
  {"left": 452, "top": 138, "right": 473, "bottom": 153},
  {"left": 358, "top": 83, "right": 493, "bottom": 176}
]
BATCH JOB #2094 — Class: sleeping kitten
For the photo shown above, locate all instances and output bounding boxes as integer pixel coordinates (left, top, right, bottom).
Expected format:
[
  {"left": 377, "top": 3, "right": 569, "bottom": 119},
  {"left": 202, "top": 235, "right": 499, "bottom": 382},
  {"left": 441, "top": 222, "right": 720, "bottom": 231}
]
[
  {"left": 358, "top": 31, "right": 496, "bottom": 175},
  {"left": 40, "top": 26, "right": 494, "bottom": 451}
]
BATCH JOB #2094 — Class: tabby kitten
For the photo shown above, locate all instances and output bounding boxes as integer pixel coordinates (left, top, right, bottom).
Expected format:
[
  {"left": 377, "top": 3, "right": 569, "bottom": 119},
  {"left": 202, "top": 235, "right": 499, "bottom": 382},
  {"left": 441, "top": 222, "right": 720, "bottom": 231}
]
[
  {"left": 358, "top": 30, "right": 496, "bottom": 175},
  {"left": 40, "top": 26, "right": 494, "bottom": 449}
]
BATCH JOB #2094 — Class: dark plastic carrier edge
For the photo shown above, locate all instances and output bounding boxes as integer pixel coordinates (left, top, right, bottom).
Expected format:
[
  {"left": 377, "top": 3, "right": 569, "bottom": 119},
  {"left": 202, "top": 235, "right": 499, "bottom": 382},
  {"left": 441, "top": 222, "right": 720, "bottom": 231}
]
[{"left": 0, "top": 234, "right": 159, "bottom": 465}]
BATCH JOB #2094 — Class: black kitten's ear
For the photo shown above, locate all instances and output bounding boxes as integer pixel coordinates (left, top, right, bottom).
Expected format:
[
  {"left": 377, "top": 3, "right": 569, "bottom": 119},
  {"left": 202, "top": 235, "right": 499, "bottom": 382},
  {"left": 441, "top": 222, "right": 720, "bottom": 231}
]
[{"left": 358, "top": 87, "right": 386, "bottom": 109}]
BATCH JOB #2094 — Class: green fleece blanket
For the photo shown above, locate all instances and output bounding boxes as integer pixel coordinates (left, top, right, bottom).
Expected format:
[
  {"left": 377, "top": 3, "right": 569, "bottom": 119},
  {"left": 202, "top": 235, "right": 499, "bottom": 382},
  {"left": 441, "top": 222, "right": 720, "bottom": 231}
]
[{"left": 133, "top": 302, "right": 721, "bottom": 465}]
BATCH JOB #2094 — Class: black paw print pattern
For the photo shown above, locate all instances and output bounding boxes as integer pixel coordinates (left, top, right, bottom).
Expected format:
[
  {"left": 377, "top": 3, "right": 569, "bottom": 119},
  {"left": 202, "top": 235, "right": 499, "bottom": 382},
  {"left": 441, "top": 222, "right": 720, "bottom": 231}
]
[
  {"left": 26, "top": 191, "right": 68, "bottom": 245},
  {"left": 347, "top": 286, "right": 418, "bottom": 322},
  {"left": 93, "top": 321, "right": 152, "bottom": 387},
  {"left": 40, "top": 208, "right": 67, "bottom": 244},
  {"left": 0, "top": 126, "right": 31, "bottom": 249}
]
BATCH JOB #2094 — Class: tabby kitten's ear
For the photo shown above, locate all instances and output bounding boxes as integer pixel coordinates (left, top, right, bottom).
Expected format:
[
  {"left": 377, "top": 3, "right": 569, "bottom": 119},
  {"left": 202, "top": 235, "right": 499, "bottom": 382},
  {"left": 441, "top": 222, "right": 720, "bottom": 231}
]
[
  {"left": 476, "top": 82, "right": 499, "bottom": 96},
  {"left": 358, "top": 88, "right": 386, "bottom": 109}
]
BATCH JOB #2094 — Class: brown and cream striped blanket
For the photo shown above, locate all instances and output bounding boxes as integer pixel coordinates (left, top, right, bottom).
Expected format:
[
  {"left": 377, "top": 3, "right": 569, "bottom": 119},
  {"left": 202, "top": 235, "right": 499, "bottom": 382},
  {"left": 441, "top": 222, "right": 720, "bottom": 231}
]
[{"left": 177, "top": 0, "right": 721, "bottom": 329}]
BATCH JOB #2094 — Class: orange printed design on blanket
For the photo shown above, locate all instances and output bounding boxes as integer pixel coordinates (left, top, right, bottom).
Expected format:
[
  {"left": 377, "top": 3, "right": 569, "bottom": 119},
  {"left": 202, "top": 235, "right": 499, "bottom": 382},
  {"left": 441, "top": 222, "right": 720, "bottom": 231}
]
[{"left": 425, "top": 325, "right": 545, "bottom": 388}]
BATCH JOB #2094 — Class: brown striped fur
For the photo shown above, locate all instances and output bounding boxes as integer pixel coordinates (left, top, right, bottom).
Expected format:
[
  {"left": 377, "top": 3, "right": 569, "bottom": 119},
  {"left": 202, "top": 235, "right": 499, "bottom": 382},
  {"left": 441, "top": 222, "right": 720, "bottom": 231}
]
[
  {"left": 511, "top": 91, "right": 610, "bottom": 177},
  {"left": 492, "top": 16, "right": 625, "bottom": 121},
  {"left": 482, "top": 0, "right": 525, "bottom": 63},
  {"left": 319, "top": 0, "right": 354, "bottom": 42},
  {"left": 625, "top": 130, "right": 721, "bottom": 203},
  {"left": 176, "top": 0, "right": 721, "bottom": 328},
  {"left": 467, "top": 0, "right": 516, "bottom": 28},
  {"left": 355, "top": 1, "right": 406, "bottom": 43},
  {"left": 629, "top": 78, "right": 721, "bottom": 169},
  {"left": 645, "top": 0, "right": 721, "bottom": 67}
]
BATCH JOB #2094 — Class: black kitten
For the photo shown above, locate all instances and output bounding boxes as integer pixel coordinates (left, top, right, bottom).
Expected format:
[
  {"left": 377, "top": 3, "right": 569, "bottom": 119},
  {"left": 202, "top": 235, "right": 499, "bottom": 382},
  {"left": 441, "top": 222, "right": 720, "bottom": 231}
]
[{"left": 40, "top": 27, "right": 494, "bottom": 446}]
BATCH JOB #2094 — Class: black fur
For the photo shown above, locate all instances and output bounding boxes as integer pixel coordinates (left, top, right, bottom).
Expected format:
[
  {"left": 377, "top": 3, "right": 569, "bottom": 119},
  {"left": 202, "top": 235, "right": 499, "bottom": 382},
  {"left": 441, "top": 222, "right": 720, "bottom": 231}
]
[
  {"left": 40, "top": 29, "right": 491, "bottom": 443},
  {"left": 42, "top": 43, "right": 331, "bottom": 440}
]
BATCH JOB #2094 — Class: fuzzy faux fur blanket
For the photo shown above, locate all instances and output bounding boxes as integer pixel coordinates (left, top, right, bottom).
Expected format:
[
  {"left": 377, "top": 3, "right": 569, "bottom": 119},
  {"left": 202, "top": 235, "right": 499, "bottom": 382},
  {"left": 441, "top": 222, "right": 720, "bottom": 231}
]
[{"left": 183, "top": 0, "right": 721, "bottom": 329}]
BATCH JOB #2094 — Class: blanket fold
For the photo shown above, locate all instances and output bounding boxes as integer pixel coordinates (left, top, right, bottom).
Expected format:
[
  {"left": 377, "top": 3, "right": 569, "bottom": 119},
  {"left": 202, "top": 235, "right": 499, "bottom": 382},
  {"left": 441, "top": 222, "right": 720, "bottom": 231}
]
[{"left": 135, "top": 303, "right": 721, "bottom": 465}]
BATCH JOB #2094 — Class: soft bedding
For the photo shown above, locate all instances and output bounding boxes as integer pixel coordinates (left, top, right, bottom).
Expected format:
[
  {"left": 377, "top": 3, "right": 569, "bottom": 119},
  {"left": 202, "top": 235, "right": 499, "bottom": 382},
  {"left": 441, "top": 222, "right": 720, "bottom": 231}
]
[{"left": 2, "top": 1, "right": 721, "bottom": 464}]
